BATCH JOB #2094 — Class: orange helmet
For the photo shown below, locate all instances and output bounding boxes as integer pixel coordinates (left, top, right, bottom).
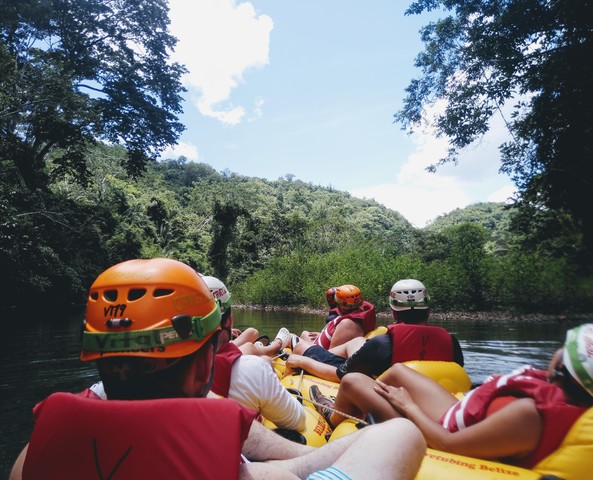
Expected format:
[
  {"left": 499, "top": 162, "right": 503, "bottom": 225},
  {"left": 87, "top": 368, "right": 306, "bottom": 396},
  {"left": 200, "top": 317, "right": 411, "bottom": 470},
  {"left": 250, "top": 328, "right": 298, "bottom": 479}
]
[
  {"left": 81, "top": 258, "right": 221, "bottom": 362},
  {"left": 334, "top": 284, "right": 363, "bottom": 310}
]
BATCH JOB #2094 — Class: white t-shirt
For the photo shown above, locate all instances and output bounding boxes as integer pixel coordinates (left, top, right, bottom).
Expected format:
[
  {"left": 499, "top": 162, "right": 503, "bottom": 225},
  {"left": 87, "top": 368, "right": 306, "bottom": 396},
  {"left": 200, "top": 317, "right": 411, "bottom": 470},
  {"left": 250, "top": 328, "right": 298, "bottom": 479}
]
[
  {"left": 88, "top": 355, "right": 306, "bottom": 432},
  {"left": 228, "top": 355, "right": 306, "bottom": 432}
]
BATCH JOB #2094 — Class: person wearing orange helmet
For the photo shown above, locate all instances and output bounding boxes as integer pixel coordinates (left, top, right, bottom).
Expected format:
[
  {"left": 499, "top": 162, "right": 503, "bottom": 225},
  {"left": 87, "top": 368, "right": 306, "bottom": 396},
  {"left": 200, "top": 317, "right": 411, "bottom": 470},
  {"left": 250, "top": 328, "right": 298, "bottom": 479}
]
[
  {"left": 288, "top": 279, "right": 461, "bottom": 383},
  {"left": 9, "top": 258, "right": 426, "bottom": 480},
  {"left": 331, "top": 279, "right": 463, "bottom": 380},
  {"left": 77, "top": 271, "right": 305, "bottom": 432},
  {"left": 299, "top": 284, "right": 376, "bottom": 351}
]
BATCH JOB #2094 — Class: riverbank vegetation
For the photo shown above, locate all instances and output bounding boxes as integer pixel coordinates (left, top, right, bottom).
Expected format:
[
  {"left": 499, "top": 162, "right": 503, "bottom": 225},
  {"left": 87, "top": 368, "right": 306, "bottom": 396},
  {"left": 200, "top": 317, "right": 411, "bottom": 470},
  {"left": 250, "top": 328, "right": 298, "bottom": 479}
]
[{"left": 2, "top": 147, "right": 592, "bottom": 314}]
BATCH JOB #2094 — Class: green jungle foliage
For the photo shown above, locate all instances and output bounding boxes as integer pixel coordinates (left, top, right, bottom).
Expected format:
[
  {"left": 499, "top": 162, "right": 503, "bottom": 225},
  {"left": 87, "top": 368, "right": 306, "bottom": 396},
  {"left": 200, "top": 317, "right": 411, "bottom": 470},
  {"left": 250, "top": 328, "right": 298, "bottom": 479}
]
[
  {"left": 398, "top": 0, "right": 593, "bottom": 263},
  {"left": 3, "top": 1, "right": 592, "bottom": 317},
  {"left": 1, "top": 144, "right": 592, "bottom": 314}
]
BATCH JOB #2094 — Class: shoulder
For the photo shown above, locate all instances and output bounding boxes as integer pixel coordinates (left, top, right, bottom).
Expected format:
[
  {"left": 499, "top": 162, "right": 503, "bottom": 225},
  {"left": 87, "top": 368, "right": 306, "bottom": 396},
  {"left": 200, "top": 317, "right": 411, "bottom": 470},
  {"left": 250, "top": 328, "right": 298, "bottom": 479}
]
[
  {"left": 234, "top": 354, "right": 269, "bottom": 368},
  {"left": 231, "top": 355, "right": 277, "bottom": 383}
]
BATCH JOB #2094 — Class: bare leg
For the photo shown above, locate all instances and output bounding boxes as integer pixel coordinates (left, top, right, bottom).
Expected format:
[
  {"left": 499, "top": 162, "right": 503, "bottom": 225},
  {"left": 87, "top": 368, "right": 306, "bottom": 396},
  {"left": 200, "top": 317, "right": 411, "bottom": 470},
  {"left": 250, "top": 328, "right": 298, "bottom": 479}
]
[
  {"left": 239, "top": 341, "right": 285, "bottom": 357},
  {"left": 294, "top": 333, "right": 365, "bottom": 357},
  {"left": 233, "top": 327, "right": 260, "bottom": 347},
  {"left": 330, "top": 373, "right": 401, "bottom": 426},
  {"left": 378, "top": 363, "right": 458, "bottom": 422},
  {"left": 293, "top": 336, "right": 314, "bottom": 355},
  {"left": 331, "top": 418, "right": 425, "bottom": 480},
  {"left": 241, "top": 418, "right": 426, "bottom": 480},
  {"left": 329, "top": 336, "right": 366, "bottom": 358},
  {"left": 329, "top": 364, "right": 459, "bottom": 427},
  {"left": 239, "top": 343, "right": 259, "bottom": 355}
]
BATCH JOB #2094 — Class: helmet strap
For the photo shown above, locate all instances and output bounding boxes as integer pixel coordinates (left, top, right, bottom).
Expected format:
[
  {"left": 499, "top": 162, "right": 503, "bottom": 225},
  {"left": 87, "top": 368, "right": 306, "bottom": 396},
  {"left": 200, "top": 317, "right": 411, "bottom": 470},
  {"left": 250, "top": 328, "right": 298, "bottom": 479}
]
[{"left": 82, "top": 305, "right": 221, "bottom": 356}]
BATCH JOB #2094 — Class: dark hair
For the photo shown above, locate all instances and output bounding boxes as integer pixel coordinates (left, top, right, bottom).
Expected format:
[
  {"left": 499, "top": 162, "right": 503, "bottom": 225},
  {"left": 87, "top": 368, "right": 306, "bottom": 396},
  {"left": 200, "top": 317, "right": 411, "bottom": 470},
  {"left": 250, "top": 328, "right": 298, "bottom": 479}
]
[
  {"left": 98, "top": 332, "right": 219, "bottom": 400},
  {"left": 393, "top": 308, "right": 430, "bottom": 324},
  {"left": 561, "top": 369, "right": 593, "bottom": 406}
]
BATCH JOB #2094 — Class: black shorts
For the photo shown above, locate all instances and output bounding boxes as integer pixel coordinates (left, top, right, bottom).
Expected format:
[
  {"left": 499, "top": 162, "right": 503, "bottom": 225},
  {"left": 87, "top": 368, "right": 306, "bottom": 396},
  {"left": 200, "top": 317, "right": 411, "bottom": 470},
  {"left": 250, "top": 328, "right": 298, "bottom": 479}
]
[{"left": 303, "top": 345, "right": 346, "bottom": 369}]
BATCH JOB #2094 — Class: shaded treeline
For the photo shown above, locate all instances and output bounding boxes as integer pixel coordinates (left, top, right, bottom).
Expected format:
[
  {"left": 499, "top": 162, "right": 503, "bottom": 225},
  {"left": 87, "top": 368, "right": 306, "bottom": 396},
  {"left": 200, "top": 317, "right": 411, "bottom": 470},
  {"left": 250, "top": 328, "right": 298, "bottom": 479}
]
[{"left": 1, "top": 145, "right": 591, "bottom": 315}]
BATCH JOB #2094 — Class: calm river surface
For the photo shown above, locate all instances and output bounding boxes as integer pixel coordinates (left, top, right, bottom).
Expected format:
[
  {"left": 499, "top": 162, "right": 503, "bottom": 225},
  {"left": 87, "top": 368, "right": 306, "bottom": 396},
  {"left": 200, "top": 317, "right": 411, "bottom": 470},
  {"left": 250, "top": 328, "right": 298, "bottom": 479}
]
[{"left": 0, "top": 308, "right": 587, "bottom": 477}]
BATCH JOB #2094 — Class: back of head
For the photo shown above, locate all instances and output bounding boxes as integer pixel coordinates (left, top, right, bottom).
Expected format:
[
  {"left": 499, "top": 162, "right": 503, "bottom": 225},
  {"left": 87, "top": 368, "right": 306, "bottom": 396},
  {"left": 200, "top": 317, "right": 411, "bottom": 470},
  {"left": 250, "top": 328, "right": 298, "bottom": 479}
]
[
  {"left": 335, "top": 284, "right": 363, "bottom": 311},
  {"left": 389, "top": 279, "right": 430, "bottom": 324},
  {"left": 81, "top": 258, "right": 222, "bottom": 399},
  {"left": 563, "top": 323, "right": 593, "bottom": 401}
]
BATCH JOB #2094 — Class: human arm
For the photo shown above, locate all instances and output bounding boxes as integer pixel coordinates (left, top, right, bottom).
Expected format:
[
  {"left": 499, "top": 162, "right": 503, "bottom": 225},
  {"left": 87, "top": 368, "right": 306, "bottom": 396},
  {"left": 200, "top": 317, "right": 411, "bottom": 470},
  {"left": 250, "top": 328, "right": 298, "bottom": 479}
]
[
  {"left": 337, "top": 334, "right": 392, "bottom": 379},
  {"left": 285, "top": 354, "right": 340, "bottom": 383},
  {"left": 9, "top": 444, "right": 27, "bottom": 480},
  {"left": 328, "top": 319, "right": 364, "bottom": 349},
  {"left": 230, "top": 356, "right": 306, "bottom": 432},
  {"left": 373, "top": 380, "right": 542, "bottom": 461}
]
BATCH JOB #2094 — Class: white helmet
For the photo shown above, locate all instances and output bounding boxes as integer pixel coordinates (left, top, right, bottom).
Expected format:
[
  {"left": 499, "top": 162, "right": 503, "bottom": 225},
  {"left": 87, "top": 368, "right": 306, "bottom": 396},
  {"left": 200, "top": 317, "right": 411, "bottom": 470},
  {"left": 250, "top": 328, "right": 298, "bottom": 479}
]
[
  {"left": 563, "top": 323, "right": 593, "bottom": 397},
  {"left": 389, "top": 279, "right": 430, "bottom": 311},
  {"left": 201, "top": 275, "right": 232, "bottom": 313}
]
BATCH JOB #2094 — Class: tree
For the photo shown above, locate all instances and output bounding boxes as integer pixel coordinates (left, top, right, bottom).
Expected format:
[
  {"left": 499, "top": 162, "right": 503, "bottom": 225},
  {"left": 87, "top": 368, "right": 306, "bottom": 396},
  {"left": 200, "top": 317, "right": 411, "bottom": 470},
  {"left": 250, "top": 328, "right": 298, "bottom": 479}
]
[
  {"left": 0, "top": 0, "right": 186, "bottom": 188},
  {"left": 397, "top": 0, "right": 593, "bottom": 262},
  {"left": 209, "top": 201, "right": 247, "bottom": 281}
]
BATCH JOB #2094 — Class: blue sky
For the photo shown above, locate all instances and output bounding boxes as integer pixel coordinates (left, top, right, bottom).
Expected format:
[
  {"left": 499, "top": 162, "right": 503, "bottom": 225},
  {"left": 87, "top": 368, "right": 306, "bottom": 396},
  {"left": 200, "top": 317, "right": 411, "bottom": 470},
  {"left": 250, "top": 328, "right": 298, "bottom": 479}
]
[{"left": 163, "top": 0, "right": 516, "bottom": 227}]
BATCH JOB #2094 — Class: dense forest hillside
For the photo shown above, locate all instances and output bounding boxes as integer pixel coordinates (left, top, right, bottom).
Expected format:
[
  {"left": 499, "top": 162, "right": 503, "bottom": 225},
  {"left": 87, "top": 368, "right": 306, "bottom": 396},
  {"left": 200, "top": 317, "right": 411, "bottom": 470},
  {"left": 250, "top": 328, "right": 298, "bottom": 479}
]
[
  {"left": 428, "top": 203, "right": 512, "bottom": 233},
  {"left": 427, "top": 203, "right": 514, "bottom": 255},
  {"left": 2, "top": 144, "right": 592, "bottom": 314}
]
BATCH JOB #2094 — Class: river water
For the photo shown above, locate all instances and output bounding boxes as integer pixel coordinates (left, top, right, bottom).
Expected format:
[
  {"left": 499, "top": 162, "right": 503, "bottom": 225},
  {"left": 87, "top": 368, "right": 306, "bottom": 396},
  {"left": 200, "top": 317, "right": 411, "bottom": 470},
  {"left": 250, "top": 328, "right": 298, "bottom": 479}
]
[{"left": 0, "top": 308, "right": 586, "bottom": 477}]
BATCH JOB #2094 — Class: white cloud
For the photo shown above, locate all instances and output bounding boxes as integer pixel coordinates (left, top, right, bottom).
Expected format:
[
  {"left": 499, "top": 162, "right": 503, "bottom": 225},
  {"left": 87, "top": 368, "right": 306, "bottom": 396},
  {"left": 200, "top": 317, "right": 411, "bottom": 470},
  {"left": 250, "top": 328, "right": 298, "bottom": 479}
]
[
  {"left": 352, "top": 134, "right": 472, "bottom": 227},
  {"left": 488, "top": 185, "right": 517, "bottom": 203},
  {"left": 168, "top": 0, "right": 273, "bottom": 125},
  {"left": 249, "top": 96, "right": 265, "bottom": 122},
  {"left": 351, "top": 101, "right": 516, "bottom": 227},
  {"left": 160, "top": 141, "right": 200, "bottom": 161}
]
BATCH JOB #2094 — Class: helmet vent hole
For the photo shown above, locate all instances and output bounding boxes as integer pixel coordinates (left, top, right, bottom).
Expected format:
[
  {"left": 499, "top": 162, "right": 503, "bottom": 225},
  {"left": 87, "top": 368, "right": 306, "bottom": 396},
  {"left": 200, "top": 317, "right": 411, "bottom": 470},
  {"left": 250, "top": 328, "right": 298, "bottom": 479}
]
[
  {"left": 154, "top": 288, "right": 174, "bottom": 298},
  {"left": 128, "top": 288, "right": 146, "bottom": 301},
  {"left": 104, "top": 290, "right": 118, "bottom": 302},
  {"left": 90, "top": 292, "right": 98, "bottom": 300}
]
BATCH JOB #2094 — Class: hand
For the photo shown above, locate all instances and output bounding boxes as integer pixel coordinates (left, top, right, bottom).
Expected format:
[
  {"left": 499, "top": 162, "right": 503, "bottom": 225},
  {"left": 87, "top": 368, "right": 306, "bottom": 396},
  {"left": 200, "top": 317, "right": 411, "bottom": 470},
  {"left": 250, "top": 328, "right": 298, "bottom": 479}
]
[
  {"left": 231, "top": 328, "right": 242, "bottom": 339},
  {"left": 374, "top": 379, "right": 415, "bottom": 416},
  {"left": 285, "top": 354, "right": 304, "bottom": 369},
  {"left": 307, "top": 332, "right": 319, "bottom": 342}
]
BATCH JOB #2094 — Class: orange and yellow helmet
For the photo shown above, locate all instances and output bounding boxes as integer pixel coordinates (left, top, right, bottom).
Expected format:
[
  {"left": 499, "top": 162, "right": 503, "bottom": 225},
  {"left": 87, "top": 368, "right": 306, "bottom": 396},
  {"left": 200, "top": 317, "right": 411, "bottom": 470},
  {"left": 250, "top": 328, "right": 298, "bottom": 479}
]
[
  {"left": 334, "top": 284, "right": 363, "bottom": 310},
  {"left": 81, "top": 258, "right": 221, "bottom": 362}
]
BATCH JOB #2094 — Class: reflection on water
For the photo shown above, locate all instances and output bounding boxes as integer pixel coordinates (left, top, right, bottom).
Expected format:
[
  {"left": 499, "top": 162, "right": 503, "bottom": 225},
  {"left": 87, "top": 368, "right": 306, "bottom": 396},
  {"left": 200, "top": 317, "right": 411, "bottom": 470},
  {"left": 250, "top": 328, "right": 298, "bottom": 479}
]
[
  {"left": 438, "top": 317, "right": 575, "bottom": 384},
  {"left": 460, "top": 339, "right": 560, "bottom": 384},
  {"left": 0, "top": 308, "right": 587, "bottom": 477},
  {"left": 233, "top": 312, "right": 573, "bottom": 384}
]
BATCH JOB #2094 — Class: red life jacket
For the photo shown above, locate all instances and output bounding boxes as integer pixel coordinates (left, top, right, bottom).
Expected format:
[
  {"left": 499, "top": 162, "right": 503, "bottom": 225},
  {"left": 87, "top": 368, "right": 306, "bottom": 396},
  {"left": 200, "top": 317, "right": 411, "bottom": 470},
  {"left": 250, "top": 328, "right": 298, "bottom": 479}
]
[
  {"left": 315, "top": 301, "right": 376, "bottom": 349},
  {"left": 23, "top": 392, "right": 257, "bottom": 480},
  {"left": 211, "top": 341, "right": 243, "bottom": 397},
  {"left": 387, "top": 323, "right": 454, "bottom": 364},
  {"left": 441, "top": 367, "right": 587, "bottom": 468}
]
